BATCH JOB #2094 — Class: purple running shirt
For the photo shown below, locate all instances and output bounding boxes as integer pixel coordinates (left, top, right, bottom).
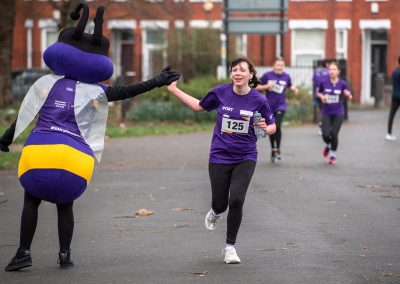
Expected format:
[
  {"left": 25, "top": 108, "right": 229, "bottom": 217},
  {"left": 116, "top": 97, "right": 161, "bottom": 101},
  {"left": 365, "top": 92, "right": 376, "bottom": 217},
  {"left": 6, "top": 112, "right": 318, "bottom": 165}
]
[
  {"left": 318, "top": 79, "right": 349, "bottom": 116},
  {"left": 200, "top": 83, "right": 275, "bottom": 164},
  {"left": 34, "top": 78, "right": 85, "bottom": 143},
  {"left": 260, "top": 71, "right": 292, "bottom": 112}
]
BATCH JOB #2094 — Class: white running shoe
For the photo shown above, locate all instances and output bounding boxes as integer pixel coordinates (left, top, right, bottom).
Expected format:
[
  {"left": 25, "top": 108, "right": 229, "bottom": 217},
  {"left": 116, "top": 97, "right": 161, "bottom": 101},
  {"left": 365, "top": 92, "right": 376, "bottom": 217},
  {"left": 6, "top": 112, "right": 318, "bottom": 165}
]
[
  {"left": 205, "top": 209, "right": 221, "bottom": 231},
  {"left": 222, "top": 246, "right": 241, "bottom": 264},
  {"left": 385, "top": 134, "right": 396, "bottom": 141}
]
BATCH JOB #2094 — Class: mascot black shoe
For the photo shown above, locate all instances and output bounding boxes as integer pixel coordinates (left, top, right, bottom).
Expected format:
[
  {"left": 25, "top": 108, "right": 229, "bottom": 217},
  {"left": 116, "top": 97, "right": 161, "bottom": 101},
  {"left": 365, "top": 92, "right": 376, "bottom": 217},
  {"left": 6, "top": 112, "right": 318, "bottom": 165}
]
[
  {"left": 1, "top": 3, "right": 180, "bottom": 271},
  {"left": 5, "top": 249, "right": 32, "bottom": 271},
  {"left": 58, "top": 249, "right": 74, "bottom": 269}
]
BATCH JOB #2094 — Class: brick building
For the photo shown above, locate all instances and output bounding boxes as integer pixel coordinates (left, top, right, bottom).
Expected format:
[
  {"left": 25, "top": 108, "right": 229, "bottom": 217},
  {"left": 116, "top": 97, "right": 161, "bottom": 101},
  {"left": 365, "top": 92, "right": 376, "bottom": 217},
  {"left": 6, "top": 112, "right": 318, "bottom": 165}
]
[{"left": 11, "top": 0, "right": 400, "bottom": 104}]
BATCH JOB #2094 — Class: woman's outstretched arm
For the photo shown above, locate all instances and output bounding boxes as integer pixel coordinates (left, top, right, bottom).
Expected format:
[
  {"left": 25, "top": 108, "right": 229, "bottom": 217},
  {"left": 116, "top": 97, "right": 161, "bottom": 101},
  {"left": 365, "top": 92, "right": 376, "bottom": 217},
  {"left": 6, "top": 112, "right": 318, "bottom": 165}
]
[{"left": 167, "top": 81, "right": 204, "bottom": 112}]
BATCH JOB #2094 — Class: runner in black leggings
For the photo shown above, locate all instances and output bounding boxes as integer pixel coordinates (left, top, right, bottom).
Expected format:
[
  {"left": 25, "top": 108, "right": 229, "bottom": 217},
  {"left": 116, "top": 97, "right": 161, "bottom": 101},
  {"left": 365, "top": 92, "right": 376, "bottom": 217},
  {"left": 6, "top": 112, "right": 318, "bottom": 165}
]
[
  {"left": 317, "top": 62, "right": 352, "bottom": 164},
  {"left": 257, "top": 58, "right": 299, "bottom": 163},
  {"left": 167, "top": 57, "right": 276, "bottom": 264},
  {"left": 386, "top": 56, "right": 400, "bottom": 141}
]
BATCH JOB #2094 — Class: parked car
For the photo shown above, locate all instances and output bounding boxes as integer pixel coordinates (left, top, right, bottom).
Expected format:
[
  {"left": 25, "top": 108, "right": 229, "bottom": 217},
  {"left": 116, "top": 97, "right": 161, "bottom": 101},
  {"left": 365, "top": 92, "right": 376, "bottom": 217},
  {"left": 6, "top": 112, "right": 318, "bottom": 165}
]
[{"left": 12, "top": 69, "right": 49, "bottom": 100}]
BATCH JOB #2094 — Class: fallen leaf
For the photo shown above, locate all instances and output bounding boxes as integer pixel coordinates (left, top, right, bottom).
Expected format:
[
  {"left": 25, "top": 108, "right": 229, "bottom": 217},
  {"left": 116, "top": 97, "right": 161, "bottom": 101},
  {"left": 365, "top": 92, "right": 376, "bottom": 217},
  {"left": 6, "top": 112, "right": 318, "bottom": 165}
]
[
  {"left": 174, "top": 224, "right": 191, "bottom": 228},
  {"left": 380, "top": 194, "right": 400, "bottom": 199},
  {"left": 257, "top": 248, "right": 277, "bottom": 252},
  {"left": 135, "top": 209, "right": 154, "bottom": 216},
  {"left": 172, "top": 208, "right": 195, "bottom": 212},
  {"left": 193, "top": 271, "right": 208, "bottom": 277},
  {"left": 383, "top": 272, "right": 400, "bottom": 277},
  {"left": 0, "top": 244, "right": 18, "bottom": 248},
  {"left": 358, "top": 184, "right": 381, "bottom": 189},
  {"left": 113, "top": 215, "right": 136, "bottom": 219}
]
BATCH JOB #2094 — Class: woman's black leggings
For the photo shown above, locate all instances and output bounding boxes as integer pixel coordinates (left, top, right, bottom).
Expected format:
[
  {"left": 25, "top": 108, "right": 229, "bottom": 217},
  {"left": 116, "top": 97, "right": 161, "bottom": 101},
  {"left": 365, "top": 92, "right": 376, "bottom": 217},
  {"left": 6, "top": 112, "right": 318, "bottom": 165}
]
[
  {"left": 388, "top": 99, "right": 400, "bottom": 134},
  {"left": 321, "top": 114, "right": 344, "bottom": 151},
  {"left": 269, "top": 111, "right": 285, "bottom": 149},
  {"left": 19, "top": 191, "right": 74, "bottom": 251},
  {"left": 209, "top": 160, "right": 256, "bottom": 245}
]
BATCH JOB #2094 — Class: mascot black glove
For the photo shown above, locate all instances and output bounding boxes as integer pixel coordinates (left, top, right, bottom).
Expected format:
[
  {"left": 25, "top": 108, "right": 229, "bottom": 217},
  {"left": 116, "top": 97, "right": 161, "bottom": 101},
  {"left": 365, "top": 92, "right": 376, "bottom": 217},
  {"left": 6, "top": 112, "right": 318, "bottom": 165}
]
[
  {"left": 0, "top": 120, "right": 16, "bottom": 152},
  {"left": 154, "top": 66, "right": 181, "bottom": 87},
  {"left": 0, "top": 142, "right": 10, "bottom": 152},
  {"left": 166, "top": 69, "right": 181, "bottom": 85}
]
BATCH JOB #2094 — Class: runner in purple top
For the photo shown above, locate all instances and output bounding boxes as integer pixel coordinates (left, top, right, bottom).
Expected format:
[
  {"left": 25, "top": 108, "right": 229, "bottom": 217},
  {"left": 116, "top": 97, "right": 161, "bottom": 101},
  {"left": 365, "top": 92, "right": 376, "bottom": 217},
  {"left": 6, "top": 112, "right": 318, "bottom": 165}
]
[
  {"left": 312, "top": 61, "right": 330, "bottom": 134},
  {"left": 167, "top": 57, "right": 276, "bottom": 264},
  {"left": 256, "top": 58, "right": 299, "bottom": 163},
  {"left": 317, "top": 62, "right": 352, "bottom": 165}
]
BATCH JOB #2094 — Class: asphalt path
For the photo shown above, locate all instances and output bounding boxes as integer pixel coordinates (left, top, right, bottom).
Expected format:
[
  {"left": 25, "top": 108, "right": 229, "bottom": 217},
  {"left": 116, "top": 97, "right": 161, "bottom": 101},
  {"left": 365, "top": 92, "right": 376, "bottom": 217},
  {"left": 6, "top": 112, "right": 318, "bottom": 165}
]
[{"left": 0, "top": 109, "right": 399, "bottom": 284}]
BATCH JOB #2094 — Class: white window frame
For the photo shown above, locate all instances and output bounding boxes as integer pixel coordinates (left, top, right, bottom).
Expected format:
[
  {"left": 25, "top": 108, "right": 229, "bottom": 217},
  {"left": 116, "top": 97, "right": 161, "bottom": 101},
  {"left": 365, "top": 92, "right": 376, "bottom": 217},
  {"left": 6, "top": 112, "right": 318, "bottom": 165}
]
[
  {"left": 291, "top": 29, "right": 325, "bottom": 66},
  {"left": 289, "top": 20, "right": 327, "bottom": 66},
  {"left": 140, "top": 20, "right": 169, "bottom": 80},
  {"left": 335, "top": 29, "right": 348, "bottom": 59},
  {"left": 360, "top": 19, "right": 390, "bottom": 105},
  {"left": 25, "top": 19, "right": 34, "bottom": 68},
  {"left": 39, "top": 19, "right": 58, "bottom": 68},
  {"left": 334, "top": 20, "right": 351, "bottom": 60}
]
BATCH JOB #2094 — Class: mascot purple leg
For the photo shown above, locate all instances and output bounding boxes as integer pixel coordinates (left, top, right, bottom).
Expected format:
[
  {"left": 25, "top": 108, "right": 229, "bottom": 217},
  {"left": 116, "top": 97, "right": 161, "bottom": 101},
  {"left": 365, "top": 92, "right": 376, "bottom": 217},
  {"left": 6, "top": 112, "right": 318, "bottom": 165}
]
[{"left": 1, "top": 3, "right": 180, "bottom": 271}]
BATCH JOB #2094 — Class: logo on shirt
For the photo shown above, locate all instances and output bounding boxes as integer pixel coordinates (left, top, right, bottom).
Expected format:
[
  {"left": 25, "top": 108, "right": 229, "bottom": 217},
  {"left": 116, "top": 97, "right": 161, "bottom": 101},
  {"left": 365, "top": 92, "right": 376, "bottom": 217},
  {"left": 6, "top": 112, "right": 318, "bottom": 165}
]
[
  {"left": 66, "top": 87, "right": 74, "bottom": 92},
  {"left": 240, "top": 110, "right": 253, "bottom": 117},
  {"left": 55, "top": 100, "right": 67, "bottom": 109},
  {"left": 222, "top": 106, "right": 234, "bottom": 112}
]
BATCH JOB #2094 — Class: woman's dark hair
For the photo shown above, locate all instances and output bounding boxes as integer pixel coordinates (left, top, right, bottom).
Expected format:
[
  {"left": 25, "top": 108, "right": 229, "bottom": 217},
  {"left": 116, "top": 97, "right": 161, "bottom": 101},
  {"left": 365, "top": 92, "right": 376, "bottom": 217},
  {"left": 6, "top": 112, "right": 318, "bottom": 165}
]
[
  {"left": 230, "top": 57, "right": 260, "bottom": 88},
  {"left": 328, "top": 61, "right": 341, "bottom": 70}
]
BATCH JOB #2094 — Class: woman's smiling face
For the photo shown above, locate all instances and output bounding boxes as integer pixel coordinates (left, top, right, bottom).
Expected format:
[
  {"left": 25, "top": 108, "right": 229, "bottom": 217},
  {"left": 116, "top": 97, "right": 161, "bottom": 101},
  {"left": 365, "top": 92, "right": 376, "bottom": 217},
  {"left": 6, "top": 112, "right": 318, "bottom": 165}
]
[{"left": 231, "top": 61, "right": 253, "bottom": 88}]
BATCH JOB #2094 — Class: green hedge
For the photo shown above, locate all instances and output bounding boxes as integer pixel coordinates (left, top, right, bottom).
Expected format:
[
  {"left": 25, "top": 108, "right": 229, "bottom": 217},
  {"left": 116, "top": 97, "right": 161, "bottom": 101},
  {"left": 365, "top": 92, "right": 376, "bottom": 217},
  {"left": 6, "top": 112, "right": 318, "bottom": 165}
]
[
  {"left": 126, "top": 77, "right": 314, "bottom": 124},
  {"left": 285, "top": 87, "right": 314, "bottom": 123},
  {"left": 127, "top": 76, "right": 226, "bottom": 122}
]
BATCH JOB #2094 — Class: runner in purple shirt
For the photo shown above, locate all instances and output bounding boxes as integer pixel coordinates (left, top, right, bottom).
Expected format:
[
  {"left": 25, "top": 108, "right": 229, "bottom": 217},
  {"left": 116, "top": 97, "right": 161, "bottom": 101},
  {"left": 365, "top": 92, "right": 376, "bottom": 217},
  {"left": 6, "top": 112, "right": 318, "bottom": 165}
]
[
  {"left": 256, "top": 58, "right": 299, "bottom": 163},
  {"left": 167, "top": 57, "right": 276, "bottom": 264},
  {"left": 317, "top": 62, "right": 352, "bottom": 165},
  {"left": 312, "top": 61, "right": 330, "bottom": 134}
]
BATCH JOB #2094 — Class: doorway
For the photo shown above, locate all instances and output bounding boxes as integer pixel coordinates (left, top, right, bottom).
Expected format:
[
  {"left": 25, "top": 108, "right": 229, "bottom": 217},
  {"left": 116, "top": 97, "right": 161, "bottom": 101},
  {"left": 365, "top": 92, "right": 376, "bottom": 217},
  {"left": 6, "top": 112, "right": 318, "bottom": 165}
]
[
  {"left": 361, "top": 29, "right": 388, "bottom": 104},
  {"left": 370, "top": 31, "right": 387, "bottom": 100}
]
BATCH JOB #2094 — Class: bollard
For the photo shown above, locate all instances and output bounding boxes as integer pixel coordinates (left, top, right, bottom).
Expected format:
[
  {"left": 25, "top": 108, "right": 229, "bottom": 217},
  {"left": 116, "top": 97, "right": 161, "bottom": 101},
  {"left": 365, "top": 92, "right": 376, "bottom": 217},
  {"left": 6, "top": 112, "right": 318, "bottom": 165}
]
[{"left": 374, "top": 73, "right": 385, "bottom": 108}]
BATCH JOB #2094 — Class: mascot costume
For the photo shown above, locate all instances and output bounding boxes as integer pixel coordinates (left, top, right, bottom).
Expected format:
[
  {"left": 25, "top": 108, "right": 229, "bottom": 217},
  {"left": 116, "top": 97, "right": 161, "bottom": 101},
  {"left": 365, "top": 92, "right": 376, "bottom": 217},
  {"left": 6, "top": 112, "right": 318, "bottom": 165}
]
[{"left": 1, "top": 3, "right": 180, "bottom": 271}]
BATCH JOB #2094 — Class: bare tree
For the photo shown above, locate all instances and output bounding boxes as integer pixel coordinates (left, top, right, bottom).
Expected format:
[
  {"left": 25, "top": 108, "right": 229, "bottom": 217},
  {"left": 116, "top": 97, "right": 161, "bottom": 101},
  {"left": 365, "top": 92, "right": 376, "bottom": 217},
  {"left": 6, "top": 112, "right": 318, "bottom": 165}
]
[{"left": 0, "top": 0, "right": 16, "bottom": 107}]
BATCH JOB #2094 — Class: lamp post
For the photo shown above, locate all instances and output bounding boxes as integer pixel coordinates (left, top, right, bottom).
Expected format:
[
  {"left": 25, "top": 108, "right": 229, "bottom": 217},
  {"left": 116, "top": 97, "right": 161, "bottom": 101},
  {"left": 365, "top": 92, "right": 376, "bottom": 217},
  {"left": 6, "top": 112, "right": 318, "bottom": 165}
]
[{"left": 222, "top": 0, "right": 229, "bottom": 77}]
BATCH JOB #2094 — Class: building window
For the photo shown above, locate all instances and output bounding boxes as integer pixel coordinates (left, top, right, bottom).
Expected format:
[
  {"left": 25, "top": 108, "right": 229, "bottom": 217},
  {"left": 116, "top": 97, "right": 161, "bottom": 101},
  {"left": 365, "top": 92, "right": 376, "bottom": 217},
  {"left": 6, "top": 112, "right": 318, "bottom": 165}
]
[
  {"left": 336, "top": 29, "right": 348, "bottom": 59},
  {"left": 292, "top": 29, "right": 325, "bottom": 66},
  {"left": 39, "top": 19, "right": 59, "bottom": 68},
  {"left": 142, "top": 29, "right": 167, "bottom": 80}
]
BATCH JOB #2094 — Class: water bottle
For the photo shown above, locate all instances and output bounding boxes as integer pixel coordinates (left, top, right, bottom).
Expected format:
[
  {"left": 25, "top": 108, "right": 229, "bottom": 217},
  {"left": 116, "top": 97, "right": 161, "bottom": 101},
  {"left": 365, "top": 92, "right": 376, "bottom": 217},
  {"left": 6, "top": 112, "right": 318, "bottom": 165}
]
[{"left": 253, "top": 111, "right": 266, "bottom": 139}]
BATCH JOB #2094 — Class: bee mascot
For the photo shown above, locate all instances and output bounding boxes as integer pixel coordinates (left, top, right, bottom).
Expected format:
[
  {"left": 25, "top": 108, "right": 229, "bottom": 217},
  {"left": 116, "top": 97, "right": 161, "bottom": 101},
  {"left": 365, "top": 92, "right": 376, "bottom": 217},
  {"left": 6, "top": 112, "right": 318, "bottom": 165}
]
[{"left": 1, "top": 3, "right": 180, "bottom": 271}]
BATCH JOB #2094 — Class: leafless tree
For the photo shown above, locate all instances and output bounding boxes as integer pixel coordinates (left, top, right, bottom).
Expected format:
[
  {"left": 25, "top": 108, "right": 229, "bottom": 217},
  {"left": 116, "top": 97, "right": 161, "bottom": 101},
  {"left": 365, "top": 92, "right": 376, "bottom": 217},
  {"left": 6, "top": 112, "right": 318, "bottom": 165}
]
[{"left": 0, "top": 0, "right": 16, "bottom": 107}]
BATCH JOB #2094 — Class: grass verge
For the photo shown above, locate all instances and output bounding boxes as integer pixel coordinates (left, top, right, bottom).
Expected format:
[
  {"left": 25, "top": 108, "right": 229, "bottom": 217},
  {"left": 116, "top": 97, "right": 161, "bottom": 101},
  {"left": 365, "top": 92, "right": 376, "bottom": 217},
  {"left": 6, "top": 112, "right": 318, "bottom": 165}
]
[{"left": 0, "top": 122, "right": 214, "bottom": 170}]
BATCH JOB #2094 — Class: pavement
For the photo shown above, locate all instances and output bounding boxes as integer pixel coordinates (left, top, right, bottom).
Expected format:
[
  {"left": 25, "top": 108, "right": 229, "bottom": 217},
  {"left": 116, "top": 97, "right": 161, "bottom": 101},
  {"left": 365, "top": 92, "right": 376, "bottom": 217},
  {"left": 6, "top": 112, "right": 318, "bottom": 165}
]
[{"left": 0, "top": 109, "right": 399, "bottom": 284}]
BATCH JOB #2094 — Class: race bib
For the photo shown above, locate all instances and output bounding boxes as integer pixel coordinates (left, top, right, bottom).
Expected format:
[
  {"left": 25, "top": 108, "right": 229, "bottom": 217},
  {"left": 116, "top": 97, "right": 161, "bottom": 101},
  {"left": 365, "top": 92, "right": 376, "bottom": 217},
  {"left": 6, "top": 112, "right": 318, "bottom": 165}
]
[
  {"left": 324, "top": 94, "right": 340, "bottom": 104},
  {"left": 272, "top": 84, "right": 284, "bottom": 94},
  {"left": 221, "top": 116, "right": 249, "bottom": 134}
]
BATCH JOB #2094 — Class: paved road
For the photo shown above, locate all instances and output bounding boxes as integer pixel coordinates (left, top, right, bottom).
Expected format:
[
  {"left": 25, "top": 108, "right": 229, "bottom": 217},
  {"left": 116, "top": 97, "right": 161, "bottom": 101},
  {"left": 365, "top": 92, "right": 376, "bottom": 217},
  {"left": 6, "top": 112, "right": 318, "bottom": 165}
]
[{"left": 0, "top": 110, "right": 399, "bottom": 284}]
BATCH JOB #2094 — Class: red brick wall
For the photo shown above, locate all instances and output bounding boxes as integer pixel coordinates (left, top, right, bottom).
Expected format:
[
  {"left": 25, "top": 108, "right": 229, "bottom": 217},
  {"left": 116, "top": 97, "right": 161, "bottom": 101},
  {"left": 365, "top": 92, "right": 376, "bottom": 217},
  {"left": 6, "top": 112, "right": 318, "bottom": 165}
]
[{"left": 11, "top": 0, "right": 400, "bottom": 103}]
